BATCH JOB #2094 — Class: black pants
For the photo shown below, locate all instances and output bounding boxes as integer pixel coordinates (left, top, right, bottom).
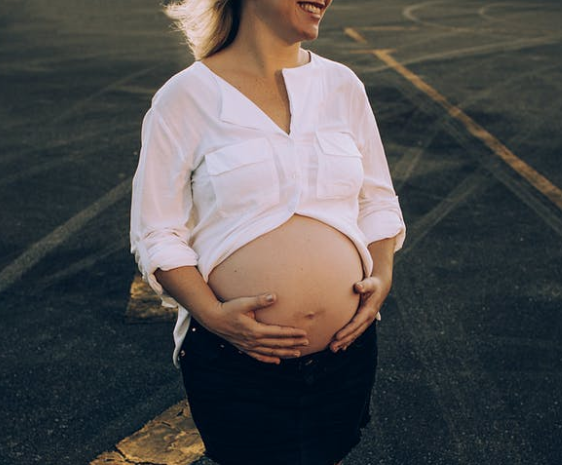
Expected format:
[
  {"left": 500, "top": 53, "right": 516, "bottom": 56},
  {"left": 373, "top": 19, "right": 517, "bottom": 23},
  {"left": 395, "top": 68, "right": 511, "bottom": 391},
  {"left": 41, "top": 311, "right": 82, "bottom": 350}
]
[{"left": 179, "top": 317, "right": 378, "bottom": 465}]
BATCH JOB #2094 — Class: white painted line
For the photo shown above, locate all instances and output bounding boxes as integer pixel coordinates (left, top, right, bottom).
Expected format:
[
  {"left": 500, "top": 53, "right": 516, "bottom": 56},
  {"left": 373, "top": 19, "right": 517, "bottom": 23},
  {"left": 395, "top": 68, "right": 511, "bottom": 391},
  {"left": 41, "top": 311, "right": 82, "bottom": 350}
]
[
  {"left": 0, "top": 178, "right": 131, "bottom": 293},
  {"left": 52, "top": 65, "right": 161, "bottom": 124},
  {"left": 35, "top": 234, "right": 129, "bottom": 291},
  {"left": 350, "top": 35, "right": 560, "bottom": 75},
  {"left": 360, "top": 26, "right": 420, "bottom": 31},
  {"left": 396, "top": 170, "right": 492, "bottom": 262},
  {"left": 0, "top": 156, "right": 74, "bottom": 188},
  {"left": 403, "top": 0, "right": 474, "bottom": 32}
]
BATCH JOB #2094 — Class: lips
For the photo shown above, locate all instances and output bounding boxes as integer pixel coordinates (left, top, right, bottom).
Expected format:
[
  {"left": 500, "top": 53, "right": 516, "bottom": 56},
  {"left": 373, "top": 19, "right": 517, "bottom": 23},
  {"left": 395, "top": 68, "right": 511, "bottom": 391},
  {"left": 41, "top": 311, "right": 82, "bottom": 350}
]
[{"left": 297, "top": 1, "right": 326, "bottom": 16}]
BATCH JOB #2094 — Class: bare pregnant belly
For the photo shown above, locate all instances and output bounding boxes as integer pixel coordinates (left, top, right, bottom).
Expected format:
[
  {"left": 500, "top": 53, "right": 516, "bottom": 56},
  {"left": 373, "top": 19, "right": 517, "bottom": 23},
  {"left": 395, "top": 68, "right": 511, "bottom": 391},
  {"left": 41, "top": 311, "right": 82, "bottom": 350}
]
[{"left": 207, "top": 215, "right": 364, "bottom": 356}]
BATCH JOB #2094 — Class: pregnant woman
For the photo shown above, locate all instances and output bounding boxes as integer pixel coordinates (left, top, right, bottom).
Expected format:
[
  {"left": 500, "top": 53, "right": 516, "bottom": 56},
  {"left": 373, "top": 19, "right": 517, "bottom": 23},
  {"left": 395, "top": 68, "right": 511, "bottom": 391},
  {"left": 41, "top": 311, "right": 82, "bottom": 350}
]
[{"left": 130, "top": 1, "right": 405, "bottom": 464}]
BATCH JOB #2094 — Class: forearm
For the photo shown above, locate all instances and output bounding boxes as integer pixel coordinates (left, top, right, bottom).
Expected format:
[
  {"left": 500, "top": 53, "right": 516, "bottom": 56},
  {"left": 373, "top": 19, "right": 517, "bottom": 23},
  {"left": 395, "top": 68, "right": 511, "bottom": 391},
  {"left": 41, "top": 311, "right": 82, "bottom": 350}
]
[
  {"left": 367, "top": 236, "right": 396, "bottom": 285},
  {"left": 154, "top": 266, "right": 220, "bottom": 326}
]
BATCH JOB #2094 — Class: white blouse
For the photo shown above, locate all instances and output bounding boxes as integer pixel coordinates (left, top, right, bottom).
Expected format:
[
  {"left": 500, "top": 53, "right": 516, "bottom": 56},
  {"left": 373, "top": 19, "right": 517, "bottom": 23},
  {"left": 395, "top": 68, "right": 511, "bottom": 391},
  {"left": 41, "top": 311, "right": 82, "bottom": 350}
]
[{"left": 130, "top": 50, "right": 406, "bottom": 365}]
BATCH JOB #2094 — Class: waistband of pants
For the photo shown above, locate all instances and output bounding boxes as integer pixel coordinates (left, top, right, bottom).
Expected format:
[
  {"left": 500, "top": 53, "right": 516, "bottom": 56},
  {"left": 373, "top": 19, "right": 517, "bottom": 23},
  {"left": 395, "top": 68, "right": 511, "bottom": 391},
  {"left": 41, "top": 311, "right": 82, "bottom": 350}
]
[{"left": 187, "top": 315, "right": 376, "bottom": 372}]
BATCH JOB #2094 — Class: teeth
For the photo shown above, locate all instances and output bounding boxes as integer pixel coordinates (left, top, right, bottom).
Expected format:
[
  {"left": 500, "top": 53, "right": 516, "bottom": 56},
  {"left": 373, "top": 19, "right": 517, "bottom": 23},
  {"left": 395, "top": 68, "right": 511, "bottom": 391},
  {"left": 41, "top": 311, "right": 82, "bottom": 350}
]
[{"left": 299, "top": 2, "right": 322, "bottom": 15}]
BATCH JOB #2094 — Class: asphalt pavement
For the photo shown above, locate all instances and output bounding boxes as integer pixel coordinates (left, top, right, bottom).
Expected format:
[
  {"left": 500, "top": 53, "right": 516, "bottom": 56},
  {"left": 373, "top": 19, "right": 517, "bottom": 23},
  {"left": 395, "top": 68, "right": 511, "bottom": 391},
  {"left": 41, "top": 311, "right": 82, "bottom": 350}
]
[{"left": 0, "top": 1, "right": 561, "bottom": 464}]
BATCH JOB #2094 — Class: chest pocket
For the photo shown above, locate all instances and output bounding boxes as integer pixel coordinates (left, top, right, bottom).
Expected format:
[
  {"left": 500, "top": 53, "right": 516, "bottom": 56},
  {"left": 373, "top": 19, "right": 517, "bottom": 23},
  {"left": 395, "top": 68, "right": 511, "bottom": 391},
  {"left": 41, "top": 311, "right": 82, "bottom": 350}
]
[
  {"left": 205, "top": 138, "right": 280, "bottom": 217},
  {"left": 316, "top": 132, "right": 364, "bottom": 200}
]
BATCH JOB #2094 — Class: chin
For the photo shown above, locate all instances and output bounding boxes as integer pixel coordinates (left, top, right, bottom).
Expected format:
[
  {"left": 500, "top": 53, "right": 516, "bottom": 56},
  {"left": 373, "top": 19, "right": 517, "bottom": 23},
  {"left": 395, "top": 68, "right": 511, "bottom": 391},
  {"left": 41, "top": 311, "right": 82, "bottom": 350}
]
[{"left": 298, "top": 26, "right": 320, "bottom": 41}]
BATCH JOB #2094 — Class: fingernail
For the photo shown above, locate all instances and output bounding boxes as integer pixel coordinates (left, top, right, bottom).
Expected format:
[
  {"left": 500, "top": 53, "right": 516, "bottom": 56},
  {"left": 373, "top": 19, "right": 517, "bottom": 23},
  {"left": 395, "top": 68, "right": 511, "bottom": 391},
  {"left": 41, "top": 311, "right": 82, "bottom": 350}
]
[
  {"left": 302, "top": 340, "right": 310, "bottom": 346},
  {"left": 293, "top": 351, "right": 301, "bottom": 357},
  {"left": 265, "top": 294, "right": 275, "bottom": 303}
]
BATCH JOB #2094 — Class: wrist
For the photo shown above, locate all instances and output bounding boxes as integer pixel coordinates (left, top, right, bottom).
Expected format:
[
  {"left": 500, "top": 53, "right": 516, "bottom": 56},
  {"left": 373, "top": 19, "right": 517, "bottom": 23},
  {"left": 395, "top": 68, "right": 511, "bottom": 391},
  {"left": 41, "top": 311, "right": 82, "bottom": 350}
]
[
  {"left": 195, "top": 299, "right": 223, "bottom": 329},
  {"left": 370, "top": 271, "right": 393, "bottom": 292}
]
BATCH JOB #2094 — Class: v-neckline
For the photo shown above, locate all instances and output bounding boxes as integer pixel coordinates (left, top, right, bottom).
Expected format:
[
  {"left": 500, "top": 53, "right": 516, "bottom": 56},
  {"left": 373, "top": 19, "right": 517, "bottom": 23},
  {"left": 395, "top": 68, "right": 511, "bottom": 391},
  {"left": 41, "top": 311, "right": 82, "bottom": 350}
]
[{"left": 197, "top": 50, "right": 314, "bottom": 137}]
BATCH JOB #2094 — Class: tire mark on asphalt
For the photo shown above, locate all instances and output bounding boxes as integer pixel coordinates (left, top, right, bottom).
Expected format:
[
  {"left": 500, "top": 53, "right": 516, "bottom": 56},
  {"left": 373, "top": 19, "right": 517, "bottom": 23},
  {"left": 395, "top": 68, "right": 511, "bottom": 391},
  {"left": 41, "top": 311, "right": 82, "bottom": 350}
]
[
  {"left": 346, "top": 27, "right": 555, "bottom": 464},
  {"left": 385, "top": 77, "right": 475, "bottom": 190},
  {"left": 35, "top": 235, "right": 129, "bottom": 292},
  {"left": 388, "top": 169, "right": 547, "bottom": 463},
  {"left": 374, "top": 367, "right": 561, "bottom": 380},
  {"left": 403, "top": 0, "right": 474, "bottom": 32},
  {"left": 357, "top": 48, "right": 562, "bottom": 236},
  {"left": 395, "top": 279, "right": 549, "bottom": 464},
  {"left": 373, "top": 48, "right": 562, "bottom": 212},
  {"left": 396, "top": 169, "right": 493, "bottom": 263},
  {"left": 478, "top": 2, "right": 561, "bottom": 34},
  {"left": 0, "top": 130, "right": 137, "bottom": 187},
  {"left": 0, "top": 156, "right": 74, "bottom": 188},
  {"left": 0, "top": 178, "right": 131, "bottom": 294},
  {"left": 392, "top": 146, "right": 425, "bottom": 192},
  {"left": 345, "top": 23, "right": 560, "bottom": 68},
  {"left": 478, "top": 2, "right": 528, "bottom": 22},
  {"left": 449, "top": 118, "right": 562, "bottom": 237},
  {"left": 0, "top": 47, "right": 177, "bottom": 78},
  {"left": 403, "top": 0, "right": 562, "bottom": 44},
  {"left": 385, "top": 170, "right": 494, "bottom": 461},
  {"left": 389, "top": 60, "right": 558, "bottom": 192},
  {"left": 402, "top": 0, "right": 556, "bottom": 35},
  {"left": 10, "top": 33, "right": 530, "bottom": 288},
  {"left": 383, "top": 167, "right": 549, "bottom": 463},
  {"left": 83, "top": 17, "right": 557, "bottom": 465},
  {"left": 51, "top": 64, "right": 162, "bottom": 125},
  {"left": 348, "top": 34, "right": 560, "bottom": 77},
  {"left": 391, "top": 75, "right": 562, "bottom": 237}
]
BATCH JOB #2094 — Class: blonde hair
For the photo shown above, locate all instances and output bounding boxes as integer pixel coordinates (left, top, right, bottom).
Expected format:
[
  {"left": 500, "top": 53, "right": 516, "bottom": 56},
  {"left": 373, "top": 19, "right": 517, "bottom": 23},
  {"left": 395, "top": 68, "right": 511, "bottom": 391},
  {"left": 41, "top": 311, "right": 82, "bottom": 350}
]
[{"left": 165, "top": 0, "right": 242, "bottom": 60}]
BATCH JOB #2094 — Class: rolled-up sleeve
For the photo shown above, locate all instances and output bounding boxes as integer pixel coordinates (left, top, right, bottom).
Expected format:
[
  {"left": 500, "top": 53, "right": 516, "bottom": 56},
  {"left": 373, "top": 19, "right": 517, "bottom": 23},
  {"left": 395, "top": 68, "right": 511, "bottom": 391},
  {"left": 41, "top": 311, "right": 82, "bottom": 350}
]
[
  {"left": 352, "top": 81, "right": 406, "bottom": 251},
  {"left": 130, "top": 107, "right": 198, "bottom": 305}
]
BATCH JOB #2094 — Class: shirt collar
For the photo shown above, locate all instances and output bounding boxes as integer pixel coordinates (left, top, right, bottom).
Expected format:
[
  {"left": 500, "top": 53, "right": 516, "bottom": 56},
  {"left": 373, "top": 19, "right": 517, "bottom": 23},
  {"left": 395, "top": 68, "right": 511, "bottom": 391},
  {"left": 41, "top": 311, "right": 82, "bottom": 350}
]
[{"left": 197, "top": 51, "right": 320, "bottom": 136}]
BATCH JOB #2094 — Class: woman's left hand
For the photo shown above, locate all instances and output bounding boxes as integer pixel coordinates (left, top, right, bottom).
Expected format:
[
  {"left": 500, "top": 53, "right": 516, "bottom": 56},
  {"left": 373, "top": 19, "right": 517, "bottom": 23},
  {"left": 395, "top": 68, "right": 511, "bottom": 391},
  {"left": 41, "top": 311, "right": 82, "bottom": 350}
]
[{"left": 329, "top": 275, "right": 392, "bottom": 352}]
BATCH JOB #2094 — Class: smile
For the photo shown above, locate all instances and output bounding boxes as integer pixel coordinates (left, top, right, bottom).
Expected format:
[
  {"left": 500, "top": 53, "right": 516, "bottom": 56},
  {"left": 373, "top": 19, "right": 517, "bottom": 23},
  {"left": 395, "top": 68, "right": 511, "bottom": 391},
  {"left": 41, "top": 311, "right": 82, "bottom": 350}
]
[{"left": 297, "top": 2, "right": 325, "bottom": 16}]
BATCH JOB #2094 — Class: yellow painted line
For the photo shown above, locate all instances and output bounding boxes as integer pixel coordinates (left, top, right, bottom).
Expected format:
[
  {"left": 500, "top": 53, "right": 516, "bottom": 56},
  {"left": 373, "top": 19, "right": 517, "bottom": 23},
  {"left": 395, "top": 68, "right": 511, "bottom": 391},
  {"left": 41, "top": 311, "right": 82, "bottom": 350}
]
[
  {"left": 360, "top": 26, "right": 420, "bottom": 31},
  {"left": 344, "top": 27, "right": 367, "bottom": 44},
  {"left": 125, "top": 273, "right": 177, "bottom": 323},
  {"left": 91, "top": 278, "right": 201, "bottom": 464},
  {"left": 90, "top": 401, "right": 204, "bottom": 465},
  {"left": 371, "top": 49, "right": 562, "bottom": 211},
  {"left": 344, "top": 27, "right": 562, "bottom": 211}
]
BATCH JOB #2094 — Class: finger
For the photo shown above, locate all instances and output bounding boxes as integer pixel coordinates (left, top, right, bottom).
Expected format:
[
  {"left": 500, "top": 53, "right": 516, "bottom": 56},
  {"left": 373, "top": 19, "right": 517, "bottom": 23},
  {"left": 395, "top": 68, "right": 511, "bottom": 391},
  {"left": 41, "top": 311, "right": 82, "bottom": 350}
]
[
  {"left": 334, "top": 309, "right": 373, "bottom": 341},
  {"left": 250, "top": 293, "right": 277, "bottom": 310},
  {"left": 229, "top": 293, "right": 277, "bottom": 315},
  {"left": 251, "top": 346, "right": 302, "bottom": 359},
  {"left": 244, "top": 350, "right": 281, "bottom": 365},
  {"left": 354, "top": 277, "right": 375, "bottom": 294},
  {"left": 331, "top": 322, "right": 371, "bottom": 351},
  {"left": 255, "top": 337, "right": 310, "bottom": 348},
  {"left": 252, "top": 321, "right": 307, "bottom": 339}
]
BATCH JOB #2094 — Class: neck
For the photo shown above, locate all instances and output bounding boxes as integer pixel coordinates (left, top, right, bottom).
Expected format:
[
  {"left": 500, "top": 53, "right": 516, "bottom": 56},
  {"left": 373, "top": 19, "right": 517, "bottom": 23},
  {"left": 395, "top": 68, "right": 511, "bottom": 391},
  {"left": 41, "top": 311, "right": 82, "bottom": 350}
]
[{"left": 226, "top": 5, "right": 308, "bottom": 77}]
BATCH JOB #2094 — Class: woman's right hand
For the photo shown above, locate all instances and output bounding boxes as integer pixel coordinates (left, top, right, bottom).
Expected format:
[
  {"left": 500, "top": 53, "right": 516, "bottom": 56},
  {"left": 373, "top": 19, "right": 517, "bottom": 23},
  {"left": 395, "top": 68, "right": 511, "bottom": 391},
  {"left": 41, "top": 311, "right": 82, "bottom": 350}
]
[{"left": 201, "top": 293, "right": 309, "bottom": 364}]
